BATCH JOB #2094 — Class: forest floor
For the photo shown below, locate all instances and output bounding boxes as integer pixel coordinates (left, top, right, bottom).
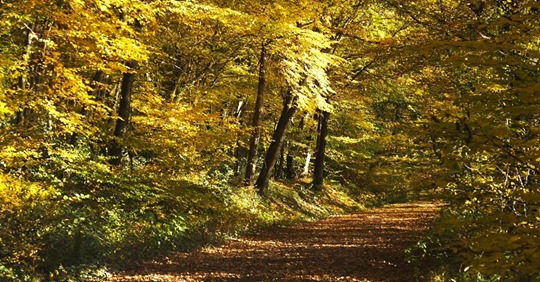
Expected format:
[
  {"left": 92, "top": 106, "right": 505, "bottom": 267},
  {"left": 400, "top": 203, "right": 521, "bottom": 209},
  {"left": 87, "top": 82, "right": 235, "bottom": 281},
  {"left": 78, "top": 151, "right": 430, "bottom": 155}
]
[{"left": 111, "top": 201, "right": 444, "bottom": 282}]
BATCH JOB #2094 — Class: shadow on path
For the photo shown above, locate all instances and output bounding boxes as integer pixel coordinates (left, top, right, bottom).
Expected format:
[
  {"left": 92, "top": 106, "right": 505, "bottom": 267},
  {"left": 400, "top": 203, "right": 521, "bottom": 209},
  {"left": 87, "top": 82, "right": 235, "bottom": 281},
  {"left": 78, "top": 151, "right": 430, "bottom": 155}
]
[{"left": 113, "top": 201, "right": 443, "bottom": 282}]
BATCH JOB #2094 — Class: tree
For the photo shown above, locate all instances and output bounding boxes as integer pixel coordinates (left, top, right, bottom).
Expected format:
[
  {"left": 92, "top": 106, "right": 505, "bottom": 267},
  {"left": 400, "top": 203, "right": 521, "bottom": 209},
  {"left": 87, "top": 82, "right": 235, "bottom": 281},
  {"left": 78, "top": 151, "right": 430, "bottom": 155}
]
[
  {"left": 252, "top": 23, "right": 337, "bottom": 194},
  {"left": 5, "top": 0, "right": 540, "bottom": 280},
  {"left": 245, "top": 41, "right": 269, "bottom": 182},
  {"left": 109, "top": 62, "right": 137, "bottom": 165},
  {"left": 378, "top": 0, "right": 540, "bottom": 278},
  {"left": 256, "top": 91, "right": 298, "bottom": 195},
  {"left": 312, "top": 110, "right": 330, "bottom": 191}
]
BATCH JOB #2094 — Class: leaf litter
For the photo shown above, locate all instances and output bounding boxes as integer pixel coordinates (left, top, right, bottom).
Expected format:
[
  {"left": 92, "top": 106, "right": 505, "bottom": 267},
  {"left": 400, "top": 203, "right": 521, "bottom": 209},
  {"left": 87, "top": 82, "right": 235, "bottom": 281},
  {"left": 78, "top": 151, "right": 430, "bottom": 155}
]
[{"left": 111, "top": 201, "right": 443, "bottom": 281}]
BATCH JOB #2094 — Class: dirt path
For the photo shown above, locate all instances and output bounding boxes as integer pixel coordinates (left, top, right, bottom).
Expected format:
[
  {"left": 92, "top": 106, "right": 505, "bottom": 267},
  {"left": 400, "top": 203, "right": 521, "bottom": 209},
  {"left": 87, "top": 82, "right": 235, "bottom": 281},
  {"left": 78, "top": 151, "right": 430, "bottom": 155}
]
[{"left": 112, "top": 201, "right": 443, "bottom": 282}]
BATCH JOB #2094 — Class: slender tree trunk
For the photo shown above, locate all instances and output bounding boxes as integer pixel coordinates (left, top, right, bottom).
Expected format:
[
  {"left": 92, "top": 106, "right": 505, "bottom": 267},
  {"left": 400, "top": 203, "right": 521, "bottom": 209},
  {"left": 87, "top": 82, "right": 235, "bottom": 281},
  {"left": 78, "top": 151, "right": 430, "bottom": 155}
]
[
  {"left": 275, "top": 141, "right": 286, "bottom": 179},
  {"left": 13, "top": 28, "right": 34, "bottom": 125},
  {"left": 234, "top": 139, "right": 243, "bottom": 176},
  {"left": 109, "top": 62, "right": 137, "bottom": 166},
  {"left": 256, "top": 93, "right": 297, "bottom": 196},
  {"left": 285, "top": 153, "right": 295, "bottom": 179},
  {"left": 299, "top": 112, "right": 312, "bottom": 177},
  {"left": 233, "top": 101, "right": 246, "bottom": 176},
  {"left": 301, "top": 151, "right": 311, "bottom": 176},
  {"left": 14, "top": 22, "right": 49, "bottom": 125},
  {"left": 312, "top": 110, "right": 330, "bottom": 191},
  {"left": 245, "top": 42, "right": 268, "bottom": 183}
]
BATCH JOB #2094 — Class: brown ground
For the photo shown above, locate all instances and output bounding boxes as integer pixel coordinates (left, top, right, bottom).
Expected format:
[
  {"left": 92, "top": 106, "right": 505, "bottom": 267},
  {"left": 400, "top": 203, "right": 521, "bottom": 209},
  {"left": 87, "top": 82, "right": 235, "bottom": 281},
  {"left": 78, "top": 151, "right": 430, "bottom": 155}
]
[{"left": 111, "top": 201, "right": 443, "bottom": 282}]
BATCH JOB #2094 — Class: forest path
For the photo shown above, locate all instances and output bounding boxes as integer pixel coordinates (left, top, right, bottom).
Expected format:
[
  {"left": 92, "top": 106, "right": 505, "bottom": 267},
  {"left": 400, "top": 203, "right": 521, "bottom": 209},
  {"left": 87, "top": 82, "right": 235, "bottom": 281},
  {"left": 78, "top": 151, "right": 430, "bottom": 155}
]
[{"left": 112, "top": 201, "right": 443, "bottom": 282}]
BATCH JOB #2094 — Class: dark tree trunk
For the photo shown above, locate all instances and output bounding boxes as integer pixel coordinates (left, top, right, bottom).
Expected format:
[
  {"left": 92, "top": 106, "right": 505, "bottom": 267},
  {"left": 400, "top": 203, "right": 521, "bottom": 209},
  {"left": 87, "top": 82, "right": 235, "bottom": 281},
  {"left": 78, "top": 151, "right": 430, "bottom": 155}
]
[
  {"left": 285, "top": 153, "right": 295, "bottom": 179},
  {"left": 245, "top": 42, "right": 268, "bottom": 183},
  {"left": 109, "top": 62, "right": 137, "bottom": 166},
  {"left": 256, "top": 93, "right": 297, "bottom": 196},
  {"left": 312, "top": 110, "right": 330, "bottom": 191},
  {"left": 274, "top": 141, "right": 286, "bottom": 179},
  {"left": 69, "top": 226, "right": 82, "bottom": 265}
]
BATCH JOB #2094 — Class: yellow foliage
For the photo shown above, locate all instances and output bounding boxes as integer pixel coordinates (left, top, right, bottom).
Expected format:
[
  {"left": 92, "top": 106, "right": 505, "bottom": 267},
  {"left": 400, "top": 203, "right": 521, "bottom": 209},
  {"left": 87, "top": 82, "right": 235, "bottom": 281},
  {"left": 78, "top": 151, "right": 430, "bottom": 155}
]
[{"left": 0, "top": 174, "right": 57, "bottom": 210}]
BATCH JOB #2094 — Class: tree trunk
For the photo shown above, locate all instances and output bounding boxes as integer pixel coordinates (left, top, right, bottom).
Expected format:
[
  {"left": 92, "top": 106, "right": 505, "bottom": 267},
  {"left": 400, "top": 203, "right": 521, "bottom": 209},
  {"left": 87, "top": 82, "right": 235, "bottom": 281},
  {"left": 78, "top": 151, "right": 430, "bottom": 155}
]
[
  {"left": 234, "top": 139, "right": 243, "bottom": 176},
  {"left": 233, "top": 100, "right": 246, "bottom": 176},
  {"left": 275, "top": 141, "right": 286, "bottom": 179},
  {"left": 301, "top": 151, "right": 311, "bottom": 176},
  {"left": 14, "top": 22, "right": 48, "bottom": 126},
  {"left": 109, "top": 62, "right": 137, "bottom": 166},
  {"left": 256, "top": 93, "right": 297, "bottom": 196},
  {"left": 245, "top": 42, "right": 268, "bottom": 183},
  {"left": 285, "top": 153, "right": 295, "bottom": 179},
  {"left": 299, "top": 112, "right": 312, "bottom": 177},
  {"left": 312, "top": 110, "right": 330, "bottom": 191}
]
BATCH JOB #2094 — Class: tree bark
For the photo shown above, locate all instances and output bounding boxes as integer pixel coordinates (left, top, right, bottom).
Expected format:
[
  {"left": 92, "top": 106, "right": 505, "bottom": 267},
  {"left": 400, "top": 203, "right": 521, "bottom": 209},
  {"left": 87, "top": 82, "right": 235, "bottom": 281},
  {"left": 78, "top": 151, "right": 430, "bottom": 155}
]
[
  {"left": 109, "top": 62, "right": 137, "bottom": 166},
  {"left": 274, "top": 141, "right": 286, "bottom": 179},
  {"left": 285, "top": 153, "right": 295, "bottom": 179},
  {"left": 233, "top": 100, "right": 246, "bottom": 176},
  {"left": 312, "top": 110, "right": 330, "bottom": 191},
  {"left": 299, "top": 112, "right": 312, "bottom": 177},
  {"left": 245, "top": 42, "right": 268, "bottom": 183},
  {"left": 14, "top": 22, "right": 48, "bottom": 126},
  {"left": 301, "top": 151, "right": 311, "bottom": 176},
  {"left": 256, "top": 93, "right": 297, "bottom": 196}
]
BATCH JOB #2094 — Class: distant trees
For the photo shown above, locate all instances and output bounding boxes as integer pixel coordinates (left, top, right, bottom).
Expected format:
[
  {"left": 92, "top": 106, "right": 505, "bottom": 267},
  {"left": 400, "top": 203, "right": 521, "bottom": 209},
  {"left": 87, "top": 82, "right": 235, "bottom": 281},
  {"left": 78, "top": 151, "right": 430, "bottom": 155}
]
[
  {"left": 0, "top": 2, "right": 346, "bottom": 277},
  {"left": 379, "top": 0, "right": 540, "bottom": 279},
  {"left": 2, "top": 0, "right": 539, "bottom": 280}
]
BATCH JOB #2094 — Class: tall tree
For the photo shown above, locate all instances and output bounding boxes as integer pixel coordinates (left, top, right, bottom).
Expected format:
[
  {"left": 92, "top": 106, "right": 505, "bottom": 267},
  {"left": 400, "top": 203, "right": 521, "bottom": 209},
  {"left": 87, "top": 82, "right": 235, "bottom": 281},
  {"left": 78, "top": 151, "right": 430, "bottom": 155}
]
[
  {"left": 252, "top": 24, "right": 337, "bottom": 194},
  {"left": 312, "top": 110, "right": 330, "bottom": 190},
  {"left": 256, "top": 91, "right": 298, "bottom": 195},
  {"left": 245, "top": 42, "right": 269, "bottom": 182},
  {"left": 109, "top": 62, "right": 137, "bottom": 165}
]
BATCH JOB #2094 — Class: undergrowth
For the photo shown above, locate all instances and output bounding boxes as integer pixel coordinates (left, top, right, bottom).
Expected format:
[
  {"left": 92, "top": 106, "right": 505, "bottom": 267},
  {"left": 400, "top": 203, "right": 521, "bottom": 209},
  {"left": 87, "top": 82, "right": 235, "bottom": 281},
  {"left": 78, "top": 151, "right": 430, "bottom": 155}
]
[
  {"left": 406, "top": 205, "right": 533, "bottom": 282},
  {"left": 0, "top": 169, "right": 375, "bottom": 282}
]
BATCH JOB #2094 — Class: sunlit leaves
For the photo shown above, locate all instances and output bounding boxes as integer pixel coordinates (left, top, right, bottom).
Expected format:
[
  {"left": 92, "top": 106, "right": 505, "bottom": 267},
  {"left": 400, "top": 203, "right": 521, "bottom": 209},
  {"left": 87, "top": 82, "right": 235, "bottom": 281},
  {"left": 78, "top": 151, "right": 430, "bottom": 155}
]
[
  {"left": 391, "top": 0, "right": 540, "bottom": 279},
  {"left": 271, "top": 26, "right": 338, "bottom": 112}
]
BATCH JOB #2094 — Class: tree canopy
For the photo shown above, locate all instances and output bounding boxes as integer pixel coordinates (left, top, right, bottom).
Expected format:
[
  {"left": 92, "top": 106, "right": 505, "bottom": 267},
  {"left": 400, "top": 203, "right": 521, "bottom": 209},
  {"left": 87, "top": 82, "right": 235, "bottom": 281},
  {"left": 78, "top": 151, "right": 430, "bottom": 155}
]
[{"left": 1, "top": 0, "right": 539, "bottom": 280}]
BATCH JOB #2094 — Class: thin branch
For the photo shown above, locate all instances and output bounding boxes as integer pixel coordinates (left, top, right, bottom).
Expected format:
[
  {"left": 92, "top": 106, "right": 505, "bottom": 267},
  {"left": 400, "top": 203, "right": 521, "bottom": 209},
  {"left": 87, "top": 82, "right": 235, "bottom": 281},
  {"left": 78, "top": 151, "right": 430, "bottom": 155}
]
[
  {"left": 480, "top": 130, "right": 540, "bottom": 175},
  {"left": 346, "top": 59, "right": 376, "bottom": 87}
]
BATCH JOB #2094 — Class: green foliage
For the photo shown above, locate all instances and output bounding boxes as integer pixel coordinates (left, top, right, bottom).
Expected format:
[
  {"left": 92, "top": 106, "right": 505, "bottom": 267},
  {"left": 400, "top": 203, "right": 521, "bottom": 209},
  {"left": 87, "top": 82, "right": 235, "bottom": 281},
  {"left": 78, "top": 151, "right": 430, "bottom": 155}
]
[
  {"left": 371, "top": 1, "right": 540, "bottom": 280},
  {"left": 2, "top": 0, "right": 540, "bottom": 280},
  {"left": 0, "top": 153, "right": 366, "bottom": 280}
]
